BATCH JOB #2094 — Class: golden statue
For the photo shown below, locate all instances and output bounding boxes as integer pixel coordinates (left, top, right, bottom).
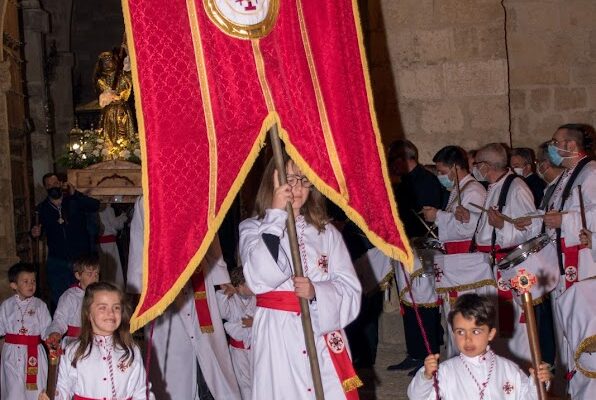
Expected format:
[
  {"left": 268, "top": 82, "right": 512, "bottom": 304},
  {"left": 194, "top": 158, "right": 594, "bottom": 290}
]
[{"left": 94, "top": 50, "right": 135, "bottom": 157}]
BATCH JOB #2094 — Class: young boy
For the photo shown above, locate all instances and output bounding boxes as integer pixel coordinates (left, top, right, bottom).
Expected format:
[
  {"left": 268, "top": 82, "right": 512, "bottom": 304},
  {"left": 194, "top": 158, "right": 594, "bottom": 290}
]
[
  {"left": 46, "top": 255, "right": 100, "bottom": 348},
  {"left": 216, "top": 267, "right": 256, "bottom": 400},
  {"left": 408, "top": 293, "right": 552, "bottom": 399},
  {"left": 0, "top": 262, "right": 51, "bottom": 399}
]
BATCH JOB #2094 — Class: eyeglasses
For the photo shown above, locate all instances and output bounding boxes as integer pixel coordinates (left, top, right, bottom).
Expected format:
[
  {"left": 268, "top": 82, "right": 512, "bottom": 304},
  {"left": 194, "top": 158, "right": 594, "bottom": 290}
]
[
  {"left": 472, "top": 161, "right": 487, "bottom": 167},
  {"left": 286, "top": 174, "right": 313, "bottom": 188},
  {"left": 549, "top": 138, "right": 568, "bottom": 146}
]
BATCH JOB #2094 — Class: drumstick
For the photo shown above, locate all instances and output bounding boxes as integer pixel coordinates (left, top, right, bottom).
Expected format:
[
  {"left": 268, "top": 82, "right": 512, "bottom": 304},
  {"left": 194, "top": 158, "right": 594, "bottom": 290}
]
[
  {"left": 411, "top": 209, "right": 440, "bottom": 240},
  {"left": 454, "top": 169, "right": 462, "bottom": 206},
  {"left": 469, "top": 202, "right": 516, "bottom": 224},
  {"left": 518, "top": 212, "right": 568, "bottom": 220},
  {"left": 578, "top": 185, "right": 587, "bottom": 230}
]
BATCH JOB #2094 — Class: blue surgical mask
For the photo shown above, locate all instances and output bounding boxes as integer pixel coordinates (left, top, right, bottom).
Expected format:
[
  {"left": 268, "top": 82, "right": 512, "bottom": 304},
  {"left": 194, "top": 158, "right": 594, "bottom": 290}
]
[
  {"left": 472, "top": 166, "right": 486, "bottom": 182},
  {"left": 547, "top": 144, "right": 564, "bottom": 166},
  {"left": 437, "top": 174, "right": 454, "bottom": 189}
]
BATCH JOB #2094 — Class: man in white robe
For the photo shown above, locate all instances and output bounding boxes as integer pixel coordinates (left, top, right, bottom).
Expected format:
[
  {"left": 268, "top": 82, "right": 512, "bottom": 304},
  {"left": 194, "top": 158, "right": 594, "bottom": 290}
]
[{"left": 127, "top": 196, "right": 241, "bottom": 400}]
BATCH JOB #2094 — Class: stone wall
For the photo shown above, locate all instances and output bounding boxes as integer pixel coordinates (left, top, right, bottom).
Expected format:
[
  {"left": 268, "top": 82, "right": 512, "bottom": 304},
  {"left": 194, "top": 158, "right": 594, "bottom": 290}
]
[
  {"left": 507, "top": 0, "right": 596, "bottom": 147},
  {"left": 367, "top": 0, "right": 596, "bottom": 162}
]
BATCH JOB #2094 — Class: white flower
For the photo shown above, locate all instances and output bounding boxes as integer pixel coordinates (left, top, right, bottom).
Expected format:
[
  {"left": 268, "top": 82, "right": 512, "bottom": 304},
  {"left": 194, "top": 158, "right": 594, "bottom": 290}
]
[
  {"left": 92, "top": 149, "right": 100, "bottom": 157},
  {"left": 74, "top": 147, "right": 82, "bottom": 154},
  {"left": 134, "top": 149, "right": 141, "bottom": 157},
  {"left": 101, "top": 148, "right": 110, "bottom": 156},
  {"left": 96, "top": 138, "right": 104, "bottom": 144},
  {"left": 119, "top": 149, "right": 131, "bottom": 159},
  {"left": 95, "top": 144, "right": 103, "bottom": 149}
]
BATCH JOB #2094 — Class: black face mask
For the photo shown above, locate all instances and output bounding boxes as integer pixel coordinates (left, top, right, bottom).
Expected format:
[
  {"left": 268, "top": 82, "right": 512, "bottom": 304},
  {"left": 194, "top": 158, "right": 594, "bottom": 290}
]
[{"left": 47, "top": 187, "right": 62, "bottom": 200}]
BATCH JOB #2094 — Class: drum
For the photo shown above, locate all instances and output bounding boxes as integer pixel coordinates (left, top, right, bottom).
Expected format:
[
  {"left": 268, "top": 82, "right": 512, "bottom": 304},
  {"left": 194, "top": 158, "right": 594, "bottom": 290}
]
[
  {"left": 434, "top": 252, "right": 495, "bottom": 294},
  {"left": 497, "top": 234, "right": 560, "bottom": 302},
  {"left": 395, "top": 239, "right": 442, "bottom": 306}
]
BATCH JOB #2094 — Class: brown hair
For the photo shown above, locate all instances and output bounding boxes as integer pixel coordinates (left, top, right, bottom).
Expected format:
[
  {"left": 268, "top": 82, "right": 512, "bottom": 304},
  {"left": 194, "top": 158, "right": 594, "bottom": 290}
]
[
  {"left": 72, "top": 282, "right": 135, "bottom": 367},
  {"left": 253, "top": 156, "right": 328, "bottom": 232},
  {"left": 73, "top": 254, "right": 100, "bottom": 274},
  {"left": 448, "top": 293, "right": 496, "bottom": 331}
]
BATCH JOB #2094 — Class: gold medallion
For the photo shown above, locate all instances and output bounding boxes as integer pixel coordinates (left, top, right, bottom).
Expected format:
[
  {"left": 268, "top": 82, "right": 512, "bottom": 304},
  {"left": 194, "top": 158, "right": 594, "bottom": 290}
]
[{"left": 203, "top": 0, "right": 280, "bottom": 40}]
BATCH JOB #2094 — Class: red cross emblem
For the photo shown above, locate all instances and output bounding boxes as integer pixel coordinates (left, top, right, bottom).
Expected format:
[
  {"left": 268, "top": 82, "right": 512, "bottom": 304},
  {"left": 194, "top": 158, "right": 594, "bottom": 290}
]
[
  {"left": 28, "top": 356, "right": 38, "bottom": 367},
  {"left": 565, "top": 265, "right": 578, "bottom": 282},
  {"left": 434, "top": 264, "right": 443, "bottom": 283},
  {"left": 118, "top": 359, "right": 129, "bottom": 372},
  {"left": 502, "top": 381, "right": 514, "bottom": 394},
  {"left": 236, "top": 0, "right": 257, "bottom": 11},
  {"left": 497, "top": 277, "right": 510, "bottom": 292},
  {"left": 510, "top": 268, "right": 537, "bottom": 294},
  {"left": 27, "top": 309, "right": 35, "bottom": 316},
  {"left": 326, "top": 331, "right": 345, "bottom": 354},
  {"left": 317, "top": 255, "right": 329, "bottom": 273}
]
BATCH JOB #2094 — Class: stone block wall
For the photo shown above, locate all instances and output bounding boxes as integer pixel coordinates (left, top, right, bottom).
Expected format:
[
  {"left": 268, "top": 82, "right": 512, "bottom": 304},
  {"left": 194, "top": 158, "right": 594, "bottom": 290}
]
[{"left": 507, "top": 0, "right": 596, "bottom": 148}]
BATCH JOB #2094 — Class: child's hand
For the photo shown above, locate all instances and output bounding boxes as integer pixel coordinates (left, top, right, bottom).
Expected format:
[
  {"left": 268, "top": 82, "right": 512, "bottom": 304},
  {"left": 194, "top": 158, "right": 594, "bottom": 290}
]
[
  {"left": 38, "top": 390, "right": 50, "bottom": 400},
  {"left": 272, "top": 170, "right": 293, "bottom": 210},
  {"left": 529, "top": 362, "right": 553, "bottom": 384},
  {"left": 424, "top": 354, "right": 439, "bottom": 380},
  {"left": 45, "top": 332, "right": 61, "bottom": 349},
  {"left": 221, "top": 283, "right": 236, "bottom": 297},
  {"left": 242, "top": 315, "right": 253, "bottom": 328},
  {"left": 293, "top": 276, "right": 315, "bottom": 300},
  {"left": 580, "top": 228, "right": 593, "bottom": 249}
]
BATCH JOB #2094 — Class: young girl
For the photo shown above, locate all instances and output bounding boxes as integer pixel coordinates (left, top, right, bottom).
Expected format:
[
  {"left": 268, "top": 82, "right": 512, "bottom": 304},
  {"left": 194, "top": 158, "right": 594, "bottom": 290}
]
[
  {"left": 39, "top": 282, "right": 152, "bottom": 400},
  {"left": 239, "top": 157, "right": 362, "bottom": 400}
]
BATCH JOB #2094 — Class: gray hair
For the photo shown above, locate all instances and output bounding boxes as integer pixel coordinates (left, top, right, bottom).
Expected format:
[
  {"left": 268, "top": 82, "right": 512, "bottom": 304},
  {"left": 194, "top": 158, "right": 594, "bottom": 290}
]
[{"left": 477, "top": 143, "right": 508, "bottom": 170}]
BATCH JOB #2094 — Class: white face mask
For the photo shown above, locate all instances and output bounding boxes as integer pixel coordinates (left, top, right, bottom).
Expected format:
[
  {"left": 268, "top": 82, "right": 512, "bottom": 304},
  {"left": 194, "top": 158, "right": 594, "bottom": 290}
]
[
  {"left": 472, "top": 166, "right": 486, "bottom": 182},
  {"left": 513, "top": 167, "right": 524, "bottom": 177}
]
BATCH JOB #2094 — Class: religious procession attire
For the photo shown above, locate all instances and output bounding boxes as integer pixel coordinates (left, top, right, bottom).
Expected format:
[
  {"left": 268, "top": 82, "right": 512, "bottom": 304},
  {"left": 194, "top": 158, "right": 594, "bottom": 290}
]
[
  {"left": 53, "top": 335, "right": 152, "bottom": 400},
  {"left": 433, "top": 174, "right": 488, "bottom": 358},
  {"left": 239, "top": 210, "right": 362, "bottom": 400},
  {"left": 46, "top": 285, "right": 84, "bottom": 347},
  {"left": 98, "top": 204, "right": 128, "bottom": 287},
  {"left": 473, "top": 171, "right": 536, "bottom": 366},
  {"left": 407, "top": 347, "right": 541, "bottom": 399},
  {"left": 0, "top": 295, "right": 51, "bottom": 400},
  {"left": 127, "top": 196, "right": 241, "bottom": 400},
  {"left": 216, "top": 290, "right": 256, "bottom": 400}
]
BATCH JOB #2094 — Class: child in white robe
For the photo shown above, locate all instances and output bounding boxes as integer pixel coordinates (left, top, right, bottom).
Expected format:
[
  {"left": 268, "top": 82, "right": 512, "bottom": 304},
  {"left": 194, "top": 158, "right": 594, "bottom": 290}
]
[
  {"left": 0, "top": 263, "right": 51, "bottom": 400},
  {"left": 39, "top": 282, "right": 153, "bottom": 400},
  {"left": 239, "top": 157, "right": 363, "bottom": 400},
  {"left": 216, "top": 267, "right": 256, "bottom": 400},
  {"left": 408, "top": 293, "right": 552, "bottom": 400},
  {"left": 46, "top": 255, "right": 100, "bottom": 349}
]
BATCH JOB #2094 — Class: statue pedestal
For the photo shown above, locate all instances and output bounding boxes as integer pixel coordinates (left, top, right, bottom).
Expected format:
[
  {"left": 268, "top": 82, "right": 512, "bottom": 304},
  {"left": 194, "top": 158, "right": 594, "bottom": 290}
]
[{"left": 67, "top": 160, "right": 142, "bottom": 203}]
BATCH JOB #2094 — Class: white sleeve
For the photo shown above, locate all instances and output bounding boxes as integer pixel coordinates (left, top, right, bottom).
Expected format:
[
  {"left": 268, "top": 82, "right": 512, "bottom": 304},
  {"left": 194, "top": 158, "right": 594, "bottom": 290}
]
[
  {"left": 54, "top": 346, "right": 76, "bottom": 400},
  {"left": 47, "top": 293, "right": 71, "bottom": 337},
  {"left": 129, "top": 347, "right": 155, "bottom": 400},
  {"left": 127, "top": 196, "right": 144, "bottom": 294},
  {"left": 436, "top": 183, "right": 486, "bottom": 241},
  {"left": 407, "top": 368, "right": 437, "bottom": 400},
  {"left": 239, "top": 210, "right": 293, "bottom": 294},
  {"left": 561, "top": 183, "right": 596, "bottom": 246},
  {"left": 0, "top": 303, "right": 6, "bottom": 336},
  {"left": 223, "top": 320, "right": 251, "bottom": 344},
  {"left": 497, "top": 179, "right": 537, "bottom": 248},
  {"left": 310, "top": 226, "right": 362, "bottom": 334},
  {"left": 215, "top": 290, "right": 232, "bottom": 321},
  {"left": 204, "top": 235, "right": 231, "bottom": 286},
  {"left": 39, "top": 300, "right": 53, "bottom": 340}
]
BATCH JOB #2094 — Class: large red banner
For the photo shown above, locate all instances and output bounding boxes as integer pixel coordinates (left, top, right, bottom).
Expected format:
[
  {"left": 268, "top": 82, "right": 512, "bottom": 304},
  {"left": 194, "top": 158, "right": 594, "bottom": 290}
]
[{"left": 123, "top": 0, "right": 413, "bottom": 331}]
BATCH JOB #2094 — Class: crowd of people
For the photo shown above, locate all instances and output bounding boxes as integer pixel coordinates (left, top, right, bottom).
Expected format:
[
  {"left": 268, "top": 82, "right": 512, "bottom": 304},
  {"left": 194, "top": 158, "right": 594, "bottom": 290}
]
[{"left": 0, "top": 122, "right": 594, "bottom": 399}]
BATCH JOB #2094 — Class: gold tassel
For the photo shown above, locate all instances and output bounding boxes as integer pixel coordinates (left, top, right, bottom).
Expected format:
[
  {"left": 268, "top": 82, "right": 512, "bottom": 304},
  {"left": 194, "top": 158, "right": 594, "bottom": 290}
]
[{"left": 342, "top": 375, "right": 364, "bottom": 392}]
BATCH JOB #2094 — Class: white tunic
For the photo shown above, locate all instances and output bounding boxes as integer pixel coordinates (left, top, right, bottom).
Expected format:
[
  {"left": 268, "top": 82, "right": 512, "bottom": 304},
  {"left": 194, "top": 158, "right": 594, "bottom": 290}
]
[
  {"left": 98, "top": 204, "right": 128, "bottom": 287},
  {"left": 555, "top": 279, "right": 596, "bottom": 399},
  {"left": 239, "top": 210, "right": 362, "bottom": 400},
  {"left": 54, "top": 336, "right": 152, "bottom": 400},
  {"left": 407, "top": 349, "right": 539, "bottom": 400},
  {"left": 0, "top": 295, "right": 51, "bottom": 400},
  {"left": 436, "top": 174, "right": 486, "bottom": 242},
  {"left": 46, "top": 286, "right": 84, "bottom": 347},
  {"left": 127, "top": 196, "right": 241, "bottom": 400},
  {"left": 216, "top": 291, "right": 256, "bottom": 400}
]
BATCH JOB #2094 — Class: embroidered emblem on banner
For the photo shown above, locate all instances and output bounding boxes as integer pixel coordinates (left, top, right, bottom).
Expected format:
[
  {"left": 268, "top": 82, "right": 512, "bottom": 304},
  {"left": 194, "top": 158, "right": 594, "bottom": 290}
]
[
  {"left": 502, "top": 381, "right": 514, "bottom": 394},
  {"left": 28, "top": 356, "right": 37, "bottom": 367},
  {"left": 326, "top": 331, "right": 345, "bottom": 354},
  {"left": 434, "top": 265, "right": 443, "bottom": 283},
  {"left": 565, "top": 265, "right": 577, "bottom": 282},
  {"left": 317, "top": 255, "right": 329, "bottom": 273},
  {"left": 203, "top": 0, "right": 280, "bottom": 39}
]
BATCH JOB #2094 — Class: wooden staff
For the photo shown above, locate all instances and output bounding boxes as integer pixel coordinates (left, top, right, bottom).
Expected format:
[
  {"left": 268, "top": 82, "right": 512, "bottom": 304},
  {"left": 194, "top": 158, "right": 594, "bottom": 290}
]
[
  {"left": 268, "top": 124, "right": 324, "bottom": 400},
  {"left": 469, "top": 202, "right": 516, "bottom": 224},
  {"left": 578, "top": 185, "right": 587, "bottom": 230},
  {"left": 454, "top": 168, "right": 462, "bottom": 206},
  {"left": 46, "top": 348, "right": 61, "bottom": 399},
  {"left": 510, "top": 270, "right": 549, "bottom": 400}
]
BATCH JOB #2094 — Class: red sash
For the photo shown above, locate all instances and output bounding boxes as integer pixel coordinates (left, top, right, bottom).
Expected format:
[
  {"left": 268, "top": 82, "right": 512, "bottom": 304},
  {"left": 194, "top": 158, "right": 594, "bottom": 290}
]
[
  {"left": 66, "top": 325, "right": 81, "bottom": 338},
  {"left": 476, "top": 245, "right": 515, "bottom": 337},
  {"left": 256, "top": 291, "right": 362, "bottom": 398},
  {"left": 561, "top": 238, "right": 584, "bottom": 288},
  {"left": 229, "top": 337, "right": 249, "bottom": 350},
  {"left": 97, "top": 234, "right": 117, "bottom": 244},
  {"left": 444, "top": 240, "right": 472, "bottom": 255},
  {"left": 190, "top": 269, "right": 213, "bottom": 333},
  {"left": 5, "top": 333, "right": 42, "bottom": 390},
  {"left": 73, "top": 395, "right": 131, "bottom": 400}
]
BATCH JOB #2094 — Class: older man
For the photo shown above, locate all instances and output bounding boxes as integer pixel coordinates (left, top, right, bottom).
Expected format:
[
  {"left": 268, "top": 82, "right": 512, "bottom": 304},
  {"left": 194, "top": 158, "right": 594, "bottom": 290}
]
[{"left": 510, "top": 147, "right": 545, "bottom": 208}]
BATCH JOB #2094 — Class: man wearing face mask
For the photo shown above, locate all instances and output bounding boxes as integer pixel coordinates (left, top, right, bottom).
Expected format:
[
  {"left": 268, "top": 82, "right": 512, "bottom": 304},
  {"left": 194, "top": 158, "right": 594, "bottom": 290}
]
[
  {"left": 31, "top": 173, "right": 100, "bottom": 311},
  {"left": 535, "top": 141, "right": 565, "bottom": 209},
  {"left": 467, "top": 143, "right": 537, "bottom": 365},
  {"left": 422, "top": 146, "right": 489, "bottom": 356},
  {"left": 510, "top": 147, "right": 545, "bottom": 208}
]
